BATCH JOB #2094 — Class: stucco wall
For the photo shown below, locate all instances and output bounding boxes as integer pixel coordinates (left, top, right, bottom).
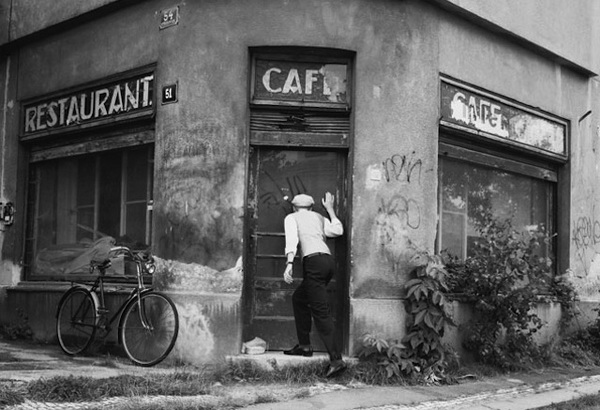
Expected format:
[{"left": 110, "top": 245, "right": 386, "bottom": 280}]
[
  {"left": 432, "top": 0, "right": 597, "bottom": 74},
  {"left": 0, "top": 52, "right": 21, "bottom": 285},
  {"left": 3, "top": 0, "right": 121, "bottom": 43},
  {"left": 1, "top": 0, "right": 600, "bottom": 363},
  {"left": 569, "top": 77, "right": 600, "bottom": 300},
  {"left": 3, "top": 0, "right": 448, "bottom": 361}
]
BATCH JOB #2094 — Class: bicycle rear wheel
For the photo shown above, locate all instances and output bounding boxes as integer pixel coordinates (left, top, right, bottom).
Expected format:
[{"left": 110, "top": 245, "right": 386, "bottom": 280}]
[
  {"left": 56, "top": 287, "right": 98, "bottom": 355},
  {"left": 120, "top": 291, "right": 179, "bottom": 366}
]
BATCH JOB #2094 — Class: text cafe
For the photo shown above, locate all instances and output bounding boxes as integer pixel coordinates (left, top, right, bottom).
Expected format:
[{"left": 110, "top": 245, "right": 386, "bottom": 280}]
[{"left": 252, "top": 58, "right": 348, "bottom": 107}]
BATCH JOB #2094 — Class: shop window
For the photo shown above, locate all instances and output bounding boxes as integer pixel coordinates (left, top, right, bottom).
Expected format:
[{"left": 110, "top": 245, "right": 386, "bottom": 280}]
[
  {"left": 438, "top": 151, "right": 555, "bottom": 260},
  {"left": 26, "top": 145, "right": 153, "bottom": 277},
  {"left": 437, "top": 78, "right": 566, "bottom": 267}
]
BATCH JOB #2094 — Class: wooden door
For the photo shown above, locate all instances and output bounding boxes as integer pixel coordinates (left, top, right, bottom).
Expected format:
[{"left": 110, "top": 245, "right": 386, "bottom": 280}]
[{"left": 244, "top": 147, "right": 347, "bottom": 352}]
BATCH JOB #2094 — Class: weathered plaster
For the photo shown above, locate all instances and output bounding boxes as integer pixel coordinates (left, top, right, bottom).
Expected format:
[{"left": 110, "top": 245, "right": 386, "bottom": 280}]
[
  {"left": 171, "top": 301, "right": 216, "bottom": 364},
  {"left": 0, "top": 260, "right": 20, "bottom": 286},
  {"left": 350, "top": 1, "right": 439, "bottom": 299},
  {"left": 349, "top": 298, "right": 407, "bottom": 355},
  {"left": 567, "top": 78, "right": 600, "bottom": 300},
  {"left": 153, "top": 256, "right": 243, "bottom": 294},
  {"left": 154, "top": 157, "right": 245, "bottom": 270}
]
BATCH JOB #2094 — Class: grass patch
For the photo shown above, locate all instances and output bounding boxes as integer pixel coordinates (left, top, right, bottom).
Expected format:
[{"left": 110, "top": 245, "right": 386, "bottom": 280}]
[
  {"left": 86, "top": 400, "right": 220, "bottom": 410},
  {"left": 0, "top": 383, "right": 26, "bottom": 407},
  {"left": 26, "top": 371, "right": 213, "bottom": 403},
  {"left": 536, "top": 393, "right": 600, "bottom": 409},
  {"left": 217, "top": 358, "right": 328, "bottom": 384}
]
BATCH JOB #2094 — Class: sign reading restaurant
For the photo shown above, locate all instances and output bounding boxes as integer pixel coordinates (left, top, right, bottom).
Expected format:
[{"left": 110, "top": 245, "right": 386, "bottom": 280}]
[
  {"left": 22, "top": 72, "right": 154, "bottom": 137},
  {"left": 440, "top": 79, "right": 567, "bottom": 157}
]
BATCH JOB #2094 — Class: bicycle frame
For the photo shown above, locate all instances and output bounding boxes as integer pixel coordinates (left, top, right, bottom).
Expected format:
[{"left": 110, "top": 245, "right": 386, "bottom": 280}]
[
  {"left": 57, "top": 244, "right": 178, "bottom": 366},
  {"left": 70, "top": 246, "right": 156, "bottom": 344}
]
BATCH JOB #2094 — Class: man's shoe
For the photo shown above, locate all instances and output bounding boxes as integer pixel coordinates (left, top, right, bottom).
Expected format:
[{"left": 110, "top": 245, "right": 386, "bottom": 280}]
[
  {"left": 326, "top": 359, "right": 347, "bottom": 377},
  {"left": 283, "top": 345, "right": 313, "bottom": 357}
]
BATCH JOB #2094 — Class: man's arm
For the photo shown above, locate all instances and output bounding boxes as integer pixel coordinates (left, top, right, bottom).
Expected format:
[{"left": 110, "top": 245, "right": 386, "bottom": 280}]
[
  {"left": 322, "top": 192, "right": 344, "bottom": 237},
  {"left": 283, "top": 214, "right": 298, "bottom": 284}
]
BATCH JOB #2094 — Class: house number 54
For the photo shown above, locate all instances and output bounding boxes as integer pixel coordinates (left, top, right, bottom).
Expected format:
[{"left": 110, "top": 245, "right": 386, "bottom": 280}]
[{"left": 160, "top": 6, "right": 179, "bottom": 30}]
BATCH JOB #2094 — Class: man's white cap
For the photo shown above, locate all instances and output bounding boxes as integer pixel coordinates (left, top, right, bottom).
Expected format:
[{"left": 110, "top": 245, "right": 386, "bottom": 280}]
[{"left": 291, "top": 194, "right": 314, "bottom": 208}]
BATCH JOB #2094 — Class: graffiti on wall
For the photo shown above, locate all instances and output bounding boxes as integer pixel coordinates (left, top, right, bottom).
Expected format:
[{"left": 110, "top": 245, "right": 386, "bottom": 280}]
[
  {"left": 572, "top": 215, "right": 600, "bottom": 257},
  {"left": 382, "top": 151, "right": 423, "bottom": 184},
  {"left": 570, "top": 211, "right": 600, "bottom": 297},
  {"left": 374, "top": 151, "right": 428, "bottom": 268},
  {"left": 377, "top": 194, "right": 421, "bottom": 231}
]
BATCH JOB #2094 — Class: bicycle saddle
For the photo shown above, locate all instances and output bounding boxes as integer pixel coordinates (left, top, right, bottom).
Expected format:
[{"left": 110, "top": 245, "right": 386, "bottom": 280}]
[{"left": 90, "top": 259, "right": 111, "bottom": 272}]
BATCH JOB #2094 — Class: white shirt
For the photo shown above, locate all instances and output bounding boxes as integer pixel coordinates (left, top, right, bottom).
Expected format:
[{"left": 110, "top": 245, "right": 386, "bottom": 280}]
[{"left": 284, "top": 209, "right": 343, "bottom": 258}]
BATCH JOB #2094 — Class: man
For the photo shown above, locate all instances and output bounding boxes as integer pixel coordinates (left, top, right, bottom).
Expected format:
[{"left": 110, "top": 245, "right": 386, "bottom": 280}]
[{"left": 282, "top": 192, "right": 346, "bottom": 377}]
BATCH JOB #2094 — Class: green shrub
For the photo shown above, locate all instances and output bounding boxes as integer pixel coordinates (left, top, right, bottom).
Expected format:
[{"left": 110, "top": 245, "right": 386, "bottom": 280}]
[{"left": 446, "top": 210, "right": 553, "bottom": 370}]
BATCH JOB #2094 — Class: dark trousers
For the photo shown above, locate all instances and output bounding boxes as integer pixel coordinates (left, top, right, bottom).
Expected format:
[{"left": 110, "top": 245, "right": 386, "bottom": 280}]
[{"left": 292, "top": 253, "right": 341, "bottom": 361}]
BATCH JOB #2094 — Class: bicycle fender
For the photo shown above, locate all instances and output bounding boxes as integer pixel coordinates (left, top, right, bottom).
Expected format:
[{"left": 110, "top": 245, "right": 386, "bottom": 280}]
[
  {"left": 116, "top": 288, "right": 156, "bottom": 345},
  {"left": 55, "top": 286, "right": 100, "bottom": 326}
]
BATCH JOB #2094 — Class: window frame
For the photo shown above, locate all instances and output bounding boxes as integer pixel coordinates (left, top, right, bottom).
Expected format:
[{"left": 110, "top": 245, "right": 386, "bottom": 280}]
[
  {"left": 23, "top": 143, "right": 154, "bottom": 281},
  {"left": 437, "top": 129, "right": 565, "bottom": 273}
]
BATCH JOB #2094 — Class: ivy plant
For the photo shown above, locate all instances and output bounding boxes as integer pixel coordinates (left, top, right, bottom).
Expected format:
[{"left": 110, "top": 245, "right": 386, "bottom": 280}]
[
  {"left": 358, "top": 253, "right": 456, "bottom": 383},
  {"left": 402, "top": 253, "right": 456, "bottom": 381}
]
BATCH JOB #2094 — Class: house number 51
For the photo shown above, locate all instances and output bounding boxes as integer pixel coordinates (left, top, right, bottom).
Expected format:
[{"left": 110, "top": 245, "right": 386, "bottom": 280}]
[{"left": 162, "top": 83, "right": 178, "bottom": 104}]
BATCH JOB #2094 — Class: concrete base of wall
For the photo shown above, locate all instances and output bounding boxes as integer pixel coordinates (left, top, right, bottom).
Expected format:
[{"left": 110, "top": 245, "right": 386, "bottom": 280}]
[
  {"left": 349, "top": 297, "right": 564, "bottom": 362},
  {"left": 349, "top": 298, "right": 407, "bottom": 355},
  {"left": 1, "top": 283, "right": 242, "bottom": 365},
  {"left": 0, "top": 285, "right": 582, "bottom": 365}
]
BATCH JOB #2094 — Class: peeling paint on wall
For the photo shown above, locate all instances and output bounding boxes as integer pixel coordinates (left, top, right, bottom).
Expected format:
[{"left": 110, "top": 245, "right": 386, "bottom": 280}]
[
  {"left": 365, "top": 164, "right": 383, "bottom": 190},
  {"left": 153, "top": 256, "right": 243, "bottom": 293},
  {"left": 0, "top": 260, "right": 20, "bottom": 287},
  {"left": 171, "top": 302, "right": 216, "bottom": 363}
]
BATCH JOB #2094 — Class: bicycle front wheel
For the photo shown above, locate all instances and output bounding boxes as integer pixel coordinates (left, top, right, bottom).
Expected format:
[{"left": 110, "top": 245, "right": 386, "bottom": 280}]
[
  {"left": 120, "top": 291, "right": 179, "bottom": 366},
  {"left": 56, "top": 287, "right": 98, "bottom": 355}
]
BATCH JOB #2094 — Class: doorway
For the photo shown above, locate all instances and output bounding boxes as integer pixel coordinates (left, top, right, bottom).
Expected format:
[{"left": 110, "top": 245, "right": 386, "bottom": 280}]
[{"left": 244, "top": 147, "right": 348, "bottom": 352}]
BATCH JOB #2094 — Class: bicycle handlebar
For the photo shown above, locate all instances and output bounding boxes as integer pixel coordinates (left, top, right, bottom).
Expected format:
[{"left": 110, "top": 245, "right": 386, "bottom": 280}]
[
  {"left": 90, "top": 245, "right": 156, "bottom": 275},
  {"left": 109, "top": 246, "right": 151, "bottom": 260}
]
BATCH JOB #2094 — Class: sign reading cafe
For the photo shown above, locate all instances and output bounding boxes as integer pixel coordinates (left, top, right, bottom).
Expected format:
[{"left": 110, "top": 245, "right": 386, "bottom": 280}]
[
  {"left": 253, "top": 59, "right": 348, "bottom": 107},
  {"left": 22, "top": 72, "right": 154, "bottom": 136},
  {"left": 440, "top": 80, "right": 566, "bottom": 157}
]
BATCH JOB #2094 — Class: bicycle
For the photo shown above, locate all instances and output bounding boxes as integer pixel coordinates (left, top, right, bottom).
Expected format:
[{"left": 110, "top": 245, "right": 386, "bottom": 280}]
[{"left": 55, "top": 245, "right": 179, "bottom": 366}]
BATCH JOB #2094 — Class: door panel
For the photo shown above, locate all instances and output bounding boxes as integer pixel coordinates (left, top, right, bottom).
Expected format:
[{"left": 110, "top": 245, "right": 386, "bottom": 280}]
[{"left": 245, "top": 147, "right": 346, "bottom": 351}]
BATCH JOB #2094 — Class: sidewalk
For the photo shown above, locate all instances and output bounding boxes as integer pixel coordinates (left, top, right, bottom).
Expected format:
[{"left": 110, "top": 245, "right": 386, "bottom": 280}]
[{"left": 1, "top": 338, "right": 600, "bottom": 409}]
